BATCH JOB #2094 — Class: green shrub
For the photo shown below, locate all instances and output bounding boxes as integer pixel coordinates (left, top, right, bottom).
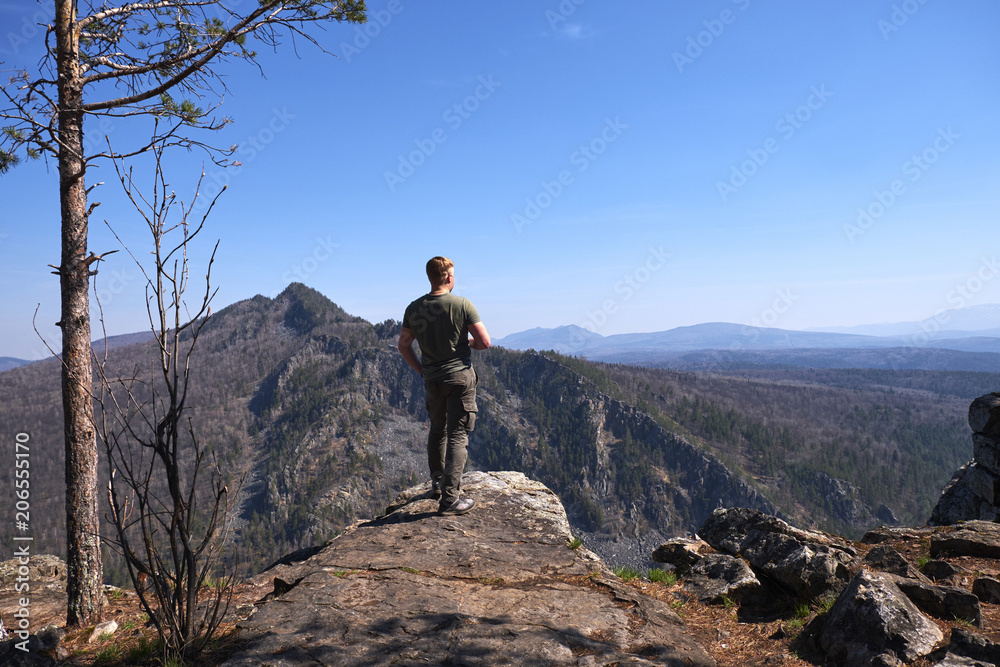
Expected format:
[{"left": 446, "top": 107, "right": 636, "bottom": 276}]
[
  {"left": 648, "top": 568, "right": 677, "bottom": 585},
  {"left": 614, "top": 566, "right": 641, "bottom": 581}
]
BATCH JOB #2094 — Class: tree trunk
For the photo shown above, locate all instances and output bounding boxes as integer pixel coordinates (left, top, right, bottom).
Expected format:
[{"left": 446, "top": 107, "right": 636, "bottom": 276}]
[{"left": 56, "top": 0, "right": 103, "bottom": 626}]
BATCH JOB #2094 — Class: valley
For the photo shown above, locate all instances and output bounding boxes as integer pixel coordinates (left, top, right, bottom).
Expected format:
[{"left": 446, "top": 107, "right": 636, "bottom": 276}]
[{"left": 0, "top": 284, "right": 995, "bottom": 581}]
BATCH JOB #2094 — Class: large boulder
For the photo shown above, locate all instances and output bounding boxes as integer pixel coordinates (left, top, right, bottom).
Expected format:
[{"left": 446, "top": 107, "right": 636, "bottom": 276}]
[
  {"left": 819, "top": 570, "right": 944, "bottom": 666},
  {"left": 682, "top": 553, "right": 761, "bottom": 603},
  {"left": 968, "top": 392, "right": 1000, "bottom": 436},
  {"left": 863, "top": 544, "right": 929, "bottom": 582},
  {"left": 885, "top": 574, "right": 981, "bottom": 627},
  {"left": 652, "top": 537, "right": 706, "bottom": 572},
  {"left": 930, "top": 393, "right": 1000, "bottom": 524},
  {"left": 930, "top": 463, "right": 1000, "bottom": 525},
  {"left": 945, "top": 627, "right": 1000, "bottom": 665},
  {"left": 931, "top": 520, "right": 1000, "bottom": 559},
  {"left": 698, "top": 507, "right": 857, "bottom": 599},
  {"left": 224, "top": 471, "right": 716, "bottom": 667}
]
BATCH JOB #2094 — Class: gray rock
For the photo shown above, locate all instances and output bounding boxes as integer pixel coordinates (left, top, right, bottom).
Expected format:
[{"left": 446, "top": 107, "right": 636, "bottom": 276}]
[
  {"left": 931, "top": 520, "right": 1000, "bottom": 558},
  {"left": 0, "top": 639, "right": 57, "bottom": 666},
  {"left": 682, "top": 553, "right": 761, "bottom": 603},
  {"left": 932, "top": 654, "right": 995, "bottom": 667},
  {"left": 698, "top": 507, "right": 856, "bottom": 599},
  {"left": 226, "top": 471, "right": 716, "bottom": 667},
  {"left": 962, "top": 465, "right": 1000, "bottom": 505},
  {"left": 651, "top": 537, "right": 706, "bottom": 571},
  {"left": 87, "top": 620, "right": 118, "bottom": 643},
  {"left": 0, "top": 555, "right": 67, "bottom": 592},
  {"left": 968, "top": 392, "right": 1000, "bottom": 436},
  {"left": 972, "top": 434, "right": 1000, "bottom": 476},
  {"left": 947, "top": 627, "right": 1000, "bottom": 665},
  {"left": 863, "top": 545, "right": 929, "bottom": 582},
  {"left": 884, "top": 573, "right": 981, "bottom": 627},
  {"left": 971, "top": 576, "right": 1000, "bottom": 604},
  {"left": 929, "top": 392, "right": 1000, "bottom": 524},
  {"left": 924, "top": 559, "right": 968, "bottom": 583},
  {"left": 819, "top": 570, "right": 943, "bottom": 666},
  {"left": 876, "top": 504, "right": 899, "bottom": 525},
  {"left": 929, "top": 463, "right": 1000, "bottom": 525},
  {"left": 33, "top": 625, "right": 62, "bottom": 651},
  {"left": 807, "top": 471, "right": 871, "bottom": 526},
  {"left": 862, "top": 526, "right": 934, "bottom": 544}
]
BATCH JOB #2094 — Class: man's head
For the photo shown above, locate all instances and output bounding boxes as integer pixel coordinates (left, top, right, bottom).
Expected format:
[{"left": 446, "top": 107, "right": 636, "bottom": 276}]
[{"left": 426, "top": 256, "right": 455, "bottom": 290}]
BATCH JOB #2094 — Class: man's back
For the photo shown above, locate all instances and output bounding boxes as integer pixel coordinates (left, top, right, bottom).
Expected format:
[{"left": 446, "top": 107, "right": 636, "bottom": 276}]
[{"left": 403, "top": 292, "right": 481, "bottom": 382}]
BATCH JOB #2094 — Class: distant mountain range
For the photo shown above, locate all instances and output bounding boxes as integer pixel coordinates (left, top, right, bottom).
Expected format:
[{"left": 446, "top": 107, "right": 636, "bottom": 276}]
[
  {"left": 0, "top": 331, "right": 156, "bottom": 372},
  {"left": 495, "top": 305, "right": 1000, "bottom": 371},
  {"left": 808, "top": 303, "right": 1000, "bottom": 338},
  {"left": 1, "top": 283, "right": 991, "bottom": 576},
  {"left": 0, "top": 357, "right": 31, "bottom": 372}
]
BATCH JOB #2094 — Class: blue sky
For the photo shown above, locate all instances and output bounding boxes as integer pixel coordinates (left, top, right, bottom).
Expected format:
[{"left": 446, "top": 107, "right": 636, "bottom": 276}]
[{"left": 2, "top": 0, "right": 999, "bottom": 359}]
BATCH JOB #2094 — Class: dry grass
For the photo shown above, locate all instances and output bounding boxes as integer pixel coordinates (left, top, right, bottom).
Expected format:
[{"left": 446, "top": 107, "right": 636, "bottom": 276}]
[{"left": 22, "top": 580, "right": 267, "bottom": 666}]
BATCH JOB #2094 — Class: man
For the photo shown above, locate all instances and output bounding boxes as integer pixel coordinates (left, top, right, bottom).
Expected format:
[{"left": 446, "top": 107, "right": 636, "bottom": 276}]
[{"left": 398, "top": 256, "right": 491, "bottom": 516}]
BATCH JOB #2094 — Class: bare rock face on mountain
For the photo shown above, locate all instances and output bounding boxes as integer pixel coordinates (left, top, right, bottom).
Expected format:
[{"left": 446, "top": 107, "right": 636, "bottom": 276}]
[
  {"left": 223, "top": 471, "right": 715, "bottom": 667},
  {"left": 930, "top": 392, "right": 1000, "bottom": 524}
]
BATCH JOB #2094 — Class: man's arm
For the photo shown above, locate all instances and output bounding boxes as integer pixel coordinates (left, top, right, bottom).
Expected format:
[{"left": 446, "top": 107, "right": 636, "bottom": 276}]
[
  {"left": 468, "top": 321, "right": 491, "bottom": 350},
  {"left": 397, "top": 327, "right": 423, "bottom": 375}
]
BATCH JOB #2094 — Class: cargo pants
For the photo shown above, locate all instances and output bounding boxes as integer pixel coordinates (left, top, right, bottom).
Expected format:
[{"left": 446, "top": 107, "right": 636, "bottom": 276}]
[{"left": 424, "top": 366, "right": 477, "bottom": 510}]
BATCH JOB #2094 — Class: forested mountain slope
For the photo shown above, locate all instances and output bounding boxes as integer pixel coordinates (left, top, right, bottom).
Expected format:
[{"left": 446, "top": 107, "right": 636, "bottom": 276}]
[{"left": 0, "top": 284, "right": 987, "bottom": 577}]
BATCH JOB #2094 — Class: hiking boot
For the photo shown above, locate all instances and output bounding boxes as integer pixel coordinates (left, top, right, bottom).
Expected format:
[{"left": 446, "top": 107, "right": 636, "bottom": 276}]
[
  {"left": 430, "top": 479, "right": 441, "bottom": 499},
  {"left": 438, "top": 497, "right": 476, "bottom": 516}
]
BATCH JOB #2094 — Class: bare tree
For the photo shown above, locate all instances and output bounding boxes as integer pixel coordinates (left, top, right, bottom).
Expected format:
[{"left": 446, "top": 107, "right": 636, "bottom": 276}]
[
  {"left": 94, "top": 141, "right": 239, "bottom": 660},
  {"left": 1, "top": 0, "right": 367, "bottom": 625}
]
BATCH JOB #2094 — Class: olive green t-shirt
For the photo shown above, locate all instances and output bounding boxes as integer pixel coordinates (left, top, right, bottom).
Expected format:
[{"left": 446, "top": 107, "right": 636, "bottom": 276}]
[{"left": 402, "top": 292, "right": 481, "bottom": 382}]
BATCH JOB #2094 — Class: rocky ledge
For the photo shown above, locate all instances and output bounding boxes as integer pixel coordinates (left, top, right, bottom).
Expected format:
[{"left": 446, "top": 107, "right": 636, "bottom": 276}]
[{"left": 222, "top": 470, "right": 715, "bottom": 666}]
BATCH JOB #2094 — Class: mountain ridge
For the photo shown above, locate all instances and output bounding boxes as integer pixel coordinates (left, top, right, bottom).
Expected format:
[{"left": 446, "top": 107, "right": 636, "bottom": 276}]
[
  {"left": 495, "top": 320, "right": 1000, "bottom": 369},
  {"left": 0, "top": 283, "right": 985, "bottom": 577}
]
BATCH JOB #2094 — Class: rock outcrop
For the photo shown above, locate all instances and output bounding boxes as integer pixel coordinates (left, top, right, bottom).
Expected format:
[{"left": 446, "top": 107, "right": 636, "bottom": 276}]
[
  {"left": 930, "top": 392, "right": 1000, "bottom": 524},
  {"left": 697, "top": 506, "right": 857, "bottom": 599},
  {"left": 818, "top": 570, "right": 944, "bottom": 666},
  {"left": 665, "top": 505, "right": 1000, "bottom": 666},
  {"left": 222, "top": 471, "right": 715, "bottom": 666}
]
